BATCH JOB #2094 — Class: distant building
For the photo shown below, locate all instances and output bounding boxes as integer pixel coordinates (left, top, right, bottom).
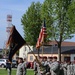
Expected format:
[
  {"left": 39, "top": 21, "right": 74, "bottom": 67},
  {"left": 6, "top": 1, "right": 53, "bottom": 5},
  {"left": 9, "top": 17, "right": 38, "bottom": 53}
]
[
  {"left": 28, "top": 41, "right": 75, "bottom": 62},
  {"left": 19, "top": 45, "right": 33, "bottom": 59},
  {"left": 0, "top": 49, "right": 3, "bottom": 55}
]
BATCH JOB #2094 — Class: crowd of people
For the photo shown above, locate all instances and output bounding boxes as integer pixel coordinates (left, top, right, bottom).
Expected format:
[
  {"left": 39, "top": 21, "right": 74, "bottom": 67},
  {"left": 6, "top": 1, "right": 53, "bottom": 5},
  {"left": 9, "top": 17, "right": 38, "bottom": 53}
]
[
  {"left": 5, "top": 56, "right": 75, "bottom": 75},
  {"left": 33, "top": 56, "right": 75, "bottom": 75}
]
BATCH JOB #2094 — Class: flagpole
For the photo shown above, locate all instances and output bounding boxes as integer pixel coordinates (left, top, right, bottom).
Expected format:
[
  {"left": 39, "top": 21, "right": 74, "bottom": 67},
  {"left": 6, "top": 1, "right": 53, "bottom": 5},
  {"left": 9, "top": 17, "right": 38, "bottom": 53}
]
[
  {"left": 42, "top": 39, "right": 44, "bottom": 57},
  {"left": 26, "top": 44, "right": 41, "bottom": 65},
  {"left": 38, "top": 48, "right": 40, "bottom": 57}
]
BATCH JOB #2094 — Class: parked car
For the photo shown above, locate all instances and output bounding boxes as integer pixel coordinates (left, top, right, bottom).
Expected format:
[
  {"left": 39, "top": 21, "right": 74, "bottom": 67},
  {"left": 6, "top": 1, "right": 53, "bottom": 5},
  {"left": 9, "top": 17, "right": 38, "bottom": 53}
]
[
  {"left": 12, "top": 60, "right": 17, "bottom": 68},
  {"left": 0, "top": 59, "right": 7, "bottom": 68}
]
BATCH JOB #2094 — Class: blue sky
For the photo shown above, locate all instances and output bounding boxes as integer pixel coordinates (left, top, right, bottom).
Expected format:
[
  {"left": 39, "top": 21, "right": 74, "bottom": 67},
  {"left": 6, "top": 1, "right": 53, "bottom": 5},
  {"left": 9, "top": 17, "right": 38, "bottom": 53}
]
[
  {"left": 0, "top": 0, "right": 44, "bottom": 48},
  {"left": 0, "top": 0, "right": 75, "bottom": 48}
]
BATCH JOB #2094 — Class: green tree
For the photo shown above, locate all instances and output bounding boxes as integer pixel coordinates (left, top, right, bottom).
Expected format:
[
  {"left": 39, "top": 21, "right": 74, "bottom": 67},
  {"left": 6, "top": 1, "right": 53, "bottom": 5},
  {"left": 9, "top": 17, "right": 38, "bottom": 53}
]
[
  {"left": 41, "top": 0, "right": 54, "bottom": 40},
  {"left": 41, "top": 0, "right": 75, "bottom": 61},
  {"left": 21, "top": 2, "right": 42, "bottom": 46}
]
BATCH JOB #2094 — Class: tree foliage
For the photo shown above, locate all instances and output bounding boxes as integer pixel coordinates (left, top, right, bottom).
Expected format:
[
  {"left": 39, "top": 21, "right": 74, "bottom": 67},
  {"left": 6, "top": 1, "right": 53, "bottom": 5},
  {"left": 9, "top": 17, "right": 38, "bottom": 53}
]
[
  {"left": 41, "top": 0, "right": 75, "bottom": 61},
  {"left": 21, "top": 2, "right": 42, "bottom": 46},
  {"left": 42, "top": 0, "right": 75, "bottom": 41},
  {"left": 21, "top": 0, "right": 75, "bottom": 61}
]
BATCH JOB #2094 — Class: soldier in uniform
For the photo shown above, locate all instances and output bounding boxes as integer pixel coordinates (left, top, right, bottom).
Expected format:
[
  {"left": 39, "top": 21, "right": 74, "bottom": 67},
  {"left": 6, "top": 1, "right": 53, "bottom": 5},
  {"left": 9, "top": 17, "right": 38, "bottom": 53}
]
[
  {"left": 67, "top": 61, "right": 74, "bottom": 75},
  {"left": 42, "top": 56, "right": 48, "bottom": 75},
  {"left": 6, "top": 59, "right": 12, "bottom": 75},
  {"left": 62, "top": 61, "right": 67, "bottom": 75},
  {"left": 46, "top": 57, "right": 53, "bottom": 75},
  {"left": 16, "top": 57, "right": 24, "bottom": 75},
  {"left": 22, "top": 58, "right": 27, "bottom": 75},
  {"left": 37, "top": 56, "right": 43, "bottom": 75},
  {"left": 50, "top": 56, "right": 60, "bottom": 75},
  {"left": 33, "top": 59, "right": 38, "bottom": 75},
  {"left": 73, "top": 61, "right": 75, "bottom": 75}
]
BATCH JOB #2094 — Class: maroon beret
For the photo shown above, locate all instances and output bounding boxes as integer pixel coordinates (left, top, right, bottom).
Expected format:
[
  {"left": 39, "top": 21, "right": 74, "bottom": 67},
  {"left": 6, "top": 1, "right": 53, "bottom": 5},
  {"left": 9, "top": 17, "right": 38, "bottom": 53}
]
[
  {"left": 48, "top": 57, "right": 53, "bottom": 59},
  {"left": 43, "top": 56, "right": 47, "bottom": 59},
  {"left": 53, "top": 56, "right": 57, "bottom": 59}
]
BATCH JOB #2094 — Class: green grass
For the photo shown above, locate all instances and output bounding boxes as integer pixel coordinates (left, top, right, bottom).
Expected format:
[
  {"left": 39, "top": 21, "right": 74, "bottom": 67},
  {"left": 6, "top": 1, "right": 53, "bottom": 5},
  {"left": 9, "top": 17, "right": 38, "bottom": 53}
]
[{"left": 0, "top": 68, "right": 34, "bottom": 75}]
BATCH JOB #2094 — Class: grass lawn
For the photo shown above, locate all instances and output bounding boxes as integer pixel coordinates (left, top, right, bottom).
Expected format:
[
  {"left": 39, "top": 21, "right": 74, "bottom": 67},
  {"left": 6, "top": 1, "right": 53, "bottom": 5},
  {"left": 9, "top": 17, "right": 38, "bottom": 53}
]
[{"left": 0, "top": 68, "right": 34, "bottom": 75}]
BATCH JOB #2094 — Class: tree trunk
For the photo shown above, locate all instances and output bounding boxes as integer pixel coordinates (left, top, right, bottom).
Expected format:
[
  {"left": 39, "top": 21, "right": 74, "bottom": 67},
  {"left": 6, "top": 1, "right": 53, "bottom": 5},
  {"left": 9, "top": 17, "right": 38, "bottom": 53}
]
[{"left": 58, "top": 43, "right": 61, "bottom": 62}]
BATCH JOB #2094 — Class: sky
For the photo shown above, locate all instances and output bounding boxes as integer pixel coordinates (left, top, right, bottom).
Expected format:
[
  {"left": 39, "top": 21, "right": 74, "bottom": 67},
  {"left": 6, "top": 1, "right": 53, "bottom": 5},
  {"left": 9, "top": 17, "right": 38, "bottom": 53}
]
[{"left": 0, "top": 0, "right": 75, "bottom": 48}]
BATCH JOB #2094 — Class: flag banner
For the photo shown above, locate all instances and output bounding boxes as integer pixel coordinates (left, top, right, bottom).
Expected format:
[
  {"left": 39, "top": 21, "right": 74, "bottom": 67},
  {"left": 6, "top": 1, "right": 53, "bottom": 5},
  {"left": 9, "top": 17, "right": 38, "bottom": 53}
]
[
  {"left": 36, "top": 19, "right": 47, "bottom": 49},
  {"left": 6, "top": 25, "right": 26, "bottom": 62}
]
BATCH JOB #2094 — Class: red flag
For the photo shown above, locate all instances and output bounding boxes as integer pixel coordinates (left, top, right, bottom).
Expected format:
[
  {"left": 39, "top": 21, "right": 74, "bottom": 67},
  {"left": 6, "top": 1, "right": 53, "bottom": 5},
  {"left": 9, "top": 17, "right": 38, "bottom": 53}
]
[{"left": 36, "top": 19, "right": 47, "bottom": 48}]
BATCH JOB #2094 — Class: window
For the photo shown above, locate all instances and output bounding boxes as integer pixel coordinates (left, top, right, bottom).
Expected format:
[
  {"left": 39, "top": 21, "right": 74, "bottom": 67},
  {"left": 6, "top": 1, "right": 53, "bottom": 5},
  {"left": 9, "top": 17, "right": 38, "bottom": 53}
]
[
  {"left": 30, "top": 56, "right": 33, "bottom": 61},
  {"left": 64, "top": 56, "right": 70, "bottom": 62},
  {"left": 74, "top": 57, "right": 75, "bottom": 60}
]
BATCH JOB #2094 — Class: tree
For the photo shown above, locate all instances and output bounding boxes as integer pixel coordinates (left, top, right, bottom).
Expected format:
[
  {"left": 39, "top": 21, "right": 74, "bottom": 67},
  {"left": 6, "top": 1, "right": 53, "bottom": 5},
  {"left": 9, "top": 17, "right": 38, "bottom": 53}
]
[
  {"left": 41, "top": 0, "right": 75, "bottom": 61},
  {"left": 21, "top": 2, "right": 42, "bottom": 46},
  {"left": 41, "top": 0, "right": 54, "bottom": 40}
]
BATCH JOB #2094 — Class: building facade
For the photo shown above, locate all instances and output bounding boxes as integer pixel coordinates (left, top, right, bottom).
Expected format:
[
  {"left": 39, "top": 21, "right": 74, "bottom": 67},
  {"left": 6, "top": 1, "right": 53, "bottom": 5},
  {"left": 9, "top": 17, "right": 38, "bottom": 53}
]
[
  {"left": 27, "top": 41, "right": 75, "bottom": 62},
  {"left": 19, "top": 45, "right": 33, "bottom": 59}
]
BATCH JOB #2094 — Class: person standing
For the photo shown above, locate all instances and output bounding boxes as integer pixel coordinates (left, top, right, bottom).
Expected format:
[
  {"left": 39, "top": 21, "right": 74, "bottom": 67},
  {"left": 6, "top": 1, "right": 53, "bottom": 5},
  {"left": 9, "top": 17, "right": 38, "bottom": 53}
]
[
  {"left": 6, "top": 59, "right": 12, "bottom": 75},
  {"left": 33, "top": 59, "right": 38, "bottom": 75},
  {"left": 16, "top": 57, "right": 23, "bottom": 75},
  {"left": 22, "top": 58, "right": 27, "bottom": 75},
  {"left": 46, "top": 57, "right": 53, "bottom": 75},
  {"left": 62, "top": 61, "right": 67, "bottom": 75},
  {"left": 50, "top": 56, "right": 60, "bottom": 75},
  {"left": 67, "top": 61, "right": 74, "bottom": 75}
]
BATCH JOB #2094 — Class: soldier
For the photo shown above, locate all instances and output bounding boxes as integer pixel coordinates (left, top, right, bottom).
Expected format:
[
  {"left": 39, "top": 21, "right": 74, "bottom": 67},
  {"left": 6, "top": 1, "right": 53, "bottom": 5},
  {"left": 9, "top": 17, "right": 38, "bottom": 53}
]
[
  {"left": 37, "top": 56, "right": 43, "bottom": 75},
  {"left": 50, "top": 56, "right": 60, "bottom": 75},
  {"left": 62, "top": 61, "right": 67, "bottom": 75},
  {"left": 33, "top": 59, "right": 38, "bottom": 75},
  {"left": 22, "top": 58, "right": 27, "bottom": 75},
  {"left": 73, "top": 61, "right": 75, "bottom": 75},
  {"left": 16, "top": 57, "right": 24, "bottom": 75},
  {"left": 6, "top": 59, "right": 12, "bottom": 75},
  {"left": 42, "top": 56, "right": 48, "bottom": 75},
  {"left": 67, "top": 61, "right": 74, "bottom": 75},
  {"left": 46, "top": 57, "right": 53, "bottom": 75}
]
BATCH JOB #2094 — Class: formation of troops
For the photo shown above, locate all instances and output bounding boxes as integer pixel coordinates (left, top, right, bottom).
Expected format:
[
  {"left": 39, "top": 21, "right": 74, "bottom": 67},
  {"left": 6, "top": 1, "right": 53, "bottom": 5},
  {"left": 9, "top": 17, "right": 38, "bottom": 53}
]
[
  {"left": 33, "top": 56, "right": 75, "bottom": 75},
  {"left": 6, "top": 56, "right": 75, "bottom": 75}
]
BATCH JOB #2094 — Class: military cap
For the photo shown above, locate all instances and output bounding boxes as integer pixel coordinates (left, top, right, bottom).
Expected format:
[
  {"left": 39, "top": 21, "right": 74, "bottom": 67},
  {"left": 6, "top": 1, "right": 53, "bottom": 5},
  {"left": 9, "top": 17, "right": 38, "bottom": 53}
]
[
  {"left": 43, "top": 56, "right": 47, "bottom": 59},
  {"left": 39, "top": 56, "right": 42, "bottom": 59},
  {"left": 53, "top": 56, "right": 57, "bottom": 59},
  {"left": 48, "top": 57, "right": 53, "bottom": 59}
]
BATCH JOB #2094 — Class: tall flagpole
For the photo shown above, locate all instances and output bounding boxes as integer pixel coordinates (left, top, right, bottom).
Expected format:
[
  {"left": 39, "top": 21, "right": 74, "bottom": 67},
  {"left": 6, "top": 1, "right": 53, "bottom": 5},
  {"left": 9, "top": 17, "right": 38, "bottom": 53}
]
[{"left": 42, "top": 39, "right": 44, "bottom": 57}]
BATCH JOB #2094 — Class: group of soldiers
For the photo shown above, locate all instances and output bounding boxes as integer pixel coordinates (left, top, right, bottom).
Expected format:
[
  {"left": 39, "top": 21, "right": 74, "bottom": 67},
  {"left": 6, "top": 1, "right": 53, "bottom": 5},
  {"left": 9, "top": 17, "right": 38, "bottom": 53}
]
[
  {"left": 16, "top": 57, "right": 27, "bottom": 75},
  {"left": 33, "top": 56, "right": 75, "bottom": 75},
  {"left": 6, "top": 57, "right": 27, "bottom": 75}
]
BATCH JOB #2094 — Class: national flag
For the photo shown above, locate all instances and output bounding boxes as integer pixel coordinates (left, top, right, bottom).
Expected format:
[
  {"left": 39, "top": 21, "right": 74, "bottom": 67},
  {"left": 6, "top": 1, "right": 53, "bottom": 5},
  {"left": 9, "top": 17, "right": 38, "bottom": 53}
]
[
  {"left": 36, "top": 19, "right": 47, "bottom": 48},
  {"left": 6, "top": 25, "right": 26, "bottom": 62}
]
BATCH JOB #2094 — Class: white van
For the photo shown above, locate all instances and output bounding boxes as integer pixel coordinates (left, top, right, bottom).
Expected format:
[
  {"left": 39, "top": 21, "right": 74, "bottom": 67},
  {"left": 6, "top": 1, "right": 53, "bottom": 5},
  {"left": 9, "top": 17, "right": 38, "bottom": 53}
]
[{"left": 0, "top": 59, "right": 7, "bottom": 68}]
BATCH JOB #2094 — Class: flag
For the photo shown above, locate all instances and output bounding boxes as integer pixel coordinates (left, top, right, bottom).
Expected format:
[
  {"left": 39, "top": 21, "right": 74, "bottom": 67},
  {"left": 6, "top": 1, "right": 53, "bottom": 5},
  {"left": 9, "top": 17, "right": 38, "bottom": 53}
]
[
  {"left": 36, "top": 19, "right": 47, "bottom": 48},
  {"left": 6, "top": 25, "right": 26, "bottom": 62}
]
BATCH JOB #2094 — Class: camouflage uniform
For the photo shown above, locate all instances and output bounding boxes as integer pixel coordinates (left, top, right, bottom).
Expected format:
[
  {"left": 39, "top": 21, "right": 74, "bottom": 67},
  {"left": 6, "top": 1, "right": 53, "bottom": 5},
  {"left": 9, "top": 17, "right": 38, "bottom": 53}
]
[
  {"left": 62, "top": 62, "right": 67, "bottom": 75},
  {"left": 50, "top": 57, "right": 60, "bottom": 75},
  {"left": 16, "top": 63, "right": 23, "bottom": 75},
  {"left": 16, "top": 57, "right": 24, "bottom": 75},
  {"left": 22, "top": 59, "right": 27, "bottom": 75},
  {"left": 33, "top": 59, "right": 38, "bottom": 75},
  {"left": 66, "top": 62, "right": 74, "bottom": 75}
]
